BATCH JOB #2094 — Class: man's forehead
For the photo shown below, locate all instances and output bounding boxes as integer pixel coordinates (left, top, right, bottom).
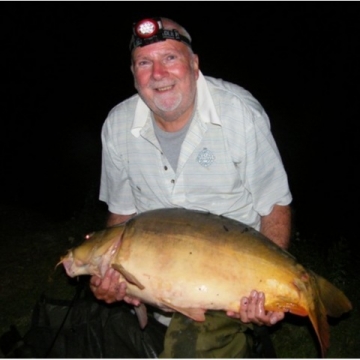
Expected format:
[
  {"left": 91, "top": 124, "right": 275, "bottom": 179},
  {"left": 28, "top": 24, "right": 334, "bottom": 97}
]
[{"left": 132, "top": 39, "right": 188, "bottom": 59}]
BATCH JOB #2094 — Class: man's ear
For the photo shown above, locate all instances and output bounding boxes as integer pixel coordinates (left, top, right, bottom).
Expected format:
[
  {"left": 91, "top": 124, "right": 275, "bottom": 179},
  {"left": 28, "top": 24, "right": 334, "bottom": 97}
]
[{"left": 191, "top": 54, "right": 199, "bottom": 78}]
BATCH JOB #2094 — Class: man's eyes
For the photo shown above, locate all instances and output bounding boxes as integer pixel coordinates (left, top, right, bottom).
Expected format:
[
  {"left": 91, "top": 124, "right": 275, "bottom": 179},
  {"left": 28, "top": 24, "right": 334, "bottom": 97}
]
[
  {"left": 136, "top": 55, "right": 178, "bottom": 67},
  {"left": 138, "top": 60, "right": 150, "bottom": 66}
]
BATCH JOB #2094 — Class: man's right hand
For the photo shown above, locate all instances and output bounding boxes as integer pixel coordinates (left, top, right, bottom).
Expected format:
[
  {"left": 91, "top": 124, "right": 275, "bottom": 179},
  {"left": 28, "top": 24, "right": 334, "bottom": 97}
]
[{"left": 89, "top": 268, "right": 141, "bottom": 306}]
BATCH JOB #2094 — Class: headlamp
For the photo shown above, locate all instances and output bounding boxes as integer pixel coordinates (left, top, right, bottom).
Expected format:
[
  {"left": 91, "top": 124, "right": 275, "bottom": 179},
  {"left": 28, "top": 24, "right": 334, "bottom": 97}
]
[{"left": 129, "top": 17, "right": 192, "bottom": 52}]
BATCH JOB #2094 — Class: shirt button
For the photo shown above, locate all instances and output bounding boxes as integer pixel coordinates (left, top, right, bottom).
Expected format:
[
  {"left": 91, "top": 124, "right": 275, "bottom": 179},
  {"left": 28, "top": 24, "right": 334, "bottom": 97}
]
[
  {"left": 171, "top": 179, "right": 175, "bottom": 184},
  {"left": 164, "top": 166, "right": 168, "bottom": 170}
]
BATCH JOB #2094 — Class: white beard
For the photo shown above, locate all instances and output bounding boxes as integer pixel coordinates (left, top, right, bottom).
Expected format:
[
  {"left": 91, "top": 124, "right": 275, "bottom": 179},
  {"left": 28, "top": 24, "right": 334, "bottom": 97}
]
[{"left": 153, "top": 92, "right": 183, "bottom": 112}]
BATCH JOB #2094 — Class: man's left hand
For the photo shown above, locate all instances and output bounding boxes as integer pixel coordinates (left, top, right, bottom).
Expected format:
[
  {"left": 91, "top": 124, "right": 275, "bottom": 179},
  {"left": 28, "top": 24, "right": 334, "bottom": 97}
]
[{"left": 226, "top": 290, "right": 286, "bottom": 326}]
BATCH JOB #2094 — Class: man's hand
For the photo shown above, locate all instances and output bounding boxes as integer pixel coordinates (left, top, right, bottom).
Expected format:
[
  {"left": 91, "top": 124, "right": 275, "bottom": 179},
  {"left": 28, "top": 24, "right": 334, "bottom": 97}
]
[
  {"left": 227, "top": 290, "right": 286, "bottom": 326},
  {"left": 89, "top": 268, "right": 141, "bottom": 306}
]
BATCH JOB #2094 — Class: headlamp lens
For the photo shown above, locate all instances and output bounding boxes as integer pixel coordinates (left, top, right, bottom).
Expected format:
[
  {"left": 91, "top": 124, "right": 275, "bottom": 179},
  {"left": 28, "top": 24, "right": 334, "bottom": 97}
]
[{"left": 135, "top": 19, "right": 160, "bottom": 38}]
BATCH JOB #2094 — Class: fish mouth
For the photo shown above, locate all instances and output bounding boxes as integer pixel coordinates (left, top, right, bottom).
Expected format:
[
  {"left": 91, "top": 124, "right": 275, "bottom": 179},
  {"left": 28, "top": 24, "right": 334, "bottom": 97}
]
[
  {"left": 60, "top": 252, "right": 84, "bottom": 277},
  {"left": 60, "top": 237, "right": 123, "bottom": 278}
]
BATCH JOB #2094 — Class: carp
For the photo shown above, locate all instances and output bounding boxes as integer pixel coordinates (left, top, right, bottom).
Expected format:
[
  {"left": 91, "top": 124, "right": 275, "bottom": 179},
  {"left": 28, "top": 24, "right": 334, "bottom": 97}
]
[{"left": 59, "top": 208, "right": 352, "bottom": 357}]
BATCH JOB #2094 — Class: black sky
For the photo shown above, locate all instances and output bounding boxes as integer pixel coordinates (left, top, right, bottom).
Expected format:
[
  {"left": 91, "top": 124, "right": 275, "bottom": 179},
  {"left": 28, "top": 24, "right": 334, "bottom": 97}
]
[{"left": 1, "top": 3, "right": 359, "bottom": 243}]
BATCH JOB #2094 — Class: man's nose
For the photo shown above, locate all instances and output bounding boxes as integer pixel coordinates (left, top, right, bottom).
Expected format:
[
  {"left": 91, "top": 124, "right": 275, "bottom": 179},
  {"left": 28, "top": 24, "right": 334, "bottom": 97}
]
[{"left": 152, "top": 61, "right": 168, "bottom": 79}]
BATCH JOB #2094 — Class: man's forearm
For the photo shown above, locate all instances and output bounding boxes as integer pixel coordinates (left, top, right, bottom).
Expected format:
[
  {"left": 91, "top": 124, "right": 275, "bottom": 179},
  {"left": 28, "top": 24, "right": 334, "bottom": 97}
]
[
  {"left": 107, "top": 212, "right": 136, "bottom": 227},
  {"left": 260, "top": 204, "right": 292, "bottom": 249}
]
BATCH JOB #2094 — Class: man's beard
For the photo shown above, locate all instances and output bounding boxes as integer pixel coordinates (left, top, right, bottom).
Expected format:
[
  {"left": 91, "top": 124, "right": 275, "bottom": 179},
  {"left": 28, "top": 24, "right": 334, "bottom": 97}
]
[
  {"left": 135, "top": 77, "right": 197, "bottom": 122},
  {"left": 153, "top": 92, "right": 182, "bottom": 113}
]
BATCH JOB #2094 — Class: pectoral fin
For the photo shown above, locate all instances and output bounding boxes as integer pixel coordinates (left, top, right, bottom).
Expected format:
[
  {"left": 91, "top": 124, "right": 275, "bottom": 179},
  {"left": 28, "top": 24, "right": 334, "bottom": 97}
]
[
  {"left": 160, "top": 299, "right": 206, "bottom": 321},
  {"left": 111, "top": 263, "right": 145, "bottom": 290}
]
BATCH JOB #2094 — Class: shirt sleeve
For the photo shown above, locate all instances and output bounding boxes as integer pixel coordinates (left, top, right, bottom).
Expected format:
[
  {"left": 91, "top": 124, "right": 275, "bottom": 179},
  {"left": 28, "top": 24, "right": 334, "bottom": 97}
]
[
  {"left": 243, "top": 107, "right": 292, "bottom": 216},
  {"left": 99, "top": 115, "right": 137, "bottom": 215}
]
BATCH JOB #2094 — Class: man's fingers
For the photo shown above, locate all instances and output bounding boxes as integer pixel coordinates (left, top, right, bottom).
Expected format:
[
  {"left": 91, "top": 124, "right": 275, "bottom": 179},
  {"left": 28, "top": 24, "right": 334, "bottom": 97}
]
[
  {"left": 90, "top": 275, "right": 101, "bottom": 287},
  {"left": 239, "top": 296, "right": 250, "bottom": 323},
  {"left": 255, "top": 291, "right": 265, "bottom": 317},
  {"left": 269, "top": 311, "right": 285, "bottom": 324},
  {"left": 124, "top": 296, "right": 141, "bottom": 306}
]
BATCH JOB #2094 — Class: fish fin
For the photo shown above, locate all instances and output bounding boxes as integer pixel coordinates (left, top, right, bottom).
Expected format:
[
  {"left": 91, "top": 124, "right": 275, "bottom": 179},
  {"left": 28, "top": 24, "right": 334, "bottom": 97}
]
[
  {"left": 306, "top": 272, "right": 352, "bottom": 358},
  {"left": 315, "top": 273, "right": 352, "bottom": 317},
  {"left": 264, "top": 299, "right": 308, "bottom": 316},
  {"left": 160, "top": 299, "right": 206, "bottom": 321},
  {"left": 284, "top": 305, "right": 308, "bottom": 317},
  {"left": 301, "top": 271, "right": 330, "bottom": 358},
  {"left": 308, "top": 292, "right": 329, "bottom": 358},
  {"left": 111, "top": 263, "right": 145, "bottom": 290},
  {"left": 134, "top": 303, "right": 148, "bottom": 329}
]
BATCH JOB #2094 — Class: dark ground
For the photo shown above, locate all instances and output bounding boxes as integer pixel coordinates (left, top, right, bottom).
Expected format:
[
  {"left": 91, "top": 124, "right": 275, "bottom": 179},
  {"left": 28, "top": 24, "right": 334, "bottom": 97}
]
[{"left": 0, "top": 197, "right": 359, "bottom": 358}]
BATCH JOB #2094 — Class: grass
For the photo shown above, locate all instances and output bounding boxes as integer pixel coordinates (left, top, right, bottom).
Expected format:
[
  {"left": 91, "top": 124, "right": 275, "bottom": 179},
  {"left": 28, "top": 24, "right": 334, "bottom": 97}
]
[{"left": 0, "top": 201, "right": 358, "bottom": 358}]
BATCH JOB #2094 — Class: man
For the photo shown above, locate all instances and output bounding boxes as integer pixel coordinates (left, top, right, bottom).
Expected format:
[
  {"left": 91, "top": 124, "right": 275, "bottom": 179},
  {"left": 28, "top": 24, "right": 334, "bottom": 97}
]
[{"left": 90, "top": 17, "right": 292, "bottom": 357}]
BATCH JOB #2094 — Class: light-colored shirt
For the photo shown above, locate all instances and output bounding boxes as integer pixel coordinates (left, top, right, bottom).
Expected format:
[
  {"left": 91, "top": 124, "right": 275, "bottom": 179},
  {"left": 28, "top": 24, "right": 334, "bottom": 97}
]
[{"left": 99, "top": 71, "right": 292, "bottom": 231}]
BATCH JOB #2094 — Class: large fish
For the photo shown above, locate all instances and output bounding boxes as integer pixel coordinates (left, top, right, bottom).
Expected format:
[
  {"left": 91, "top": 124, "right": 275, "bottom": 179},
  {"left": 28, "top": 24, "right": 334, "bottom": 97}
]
[{"left": 59, "top": 208, "right": 352, "bottom": 357}]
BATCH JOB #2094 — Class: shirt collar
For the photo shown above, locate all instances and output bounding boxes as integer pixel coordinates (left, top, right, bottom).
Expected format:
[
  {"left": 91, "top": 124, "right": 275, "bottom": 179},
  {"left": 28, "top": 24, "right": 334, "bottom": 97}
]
[{"left": 131, "top": 71, "right": 221, "bottom": 137}]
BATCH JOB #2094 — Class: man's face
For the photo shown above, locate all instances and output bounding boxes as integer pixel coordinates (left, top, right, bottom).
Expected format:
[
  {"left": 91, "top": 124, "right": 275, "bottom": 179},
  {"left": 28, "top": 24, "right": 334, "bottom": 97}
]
[{"left": 131, "top": 39, "right": 199, "bottom": 121}]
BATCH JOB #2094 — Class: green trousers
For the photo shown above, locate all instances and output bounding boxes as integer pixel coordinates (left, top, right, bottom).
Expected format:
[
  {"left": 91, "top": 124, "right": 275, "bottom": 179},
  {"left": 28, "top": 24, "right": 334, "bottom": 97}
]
[{"left": 160, "top": 311, "right": 254, "bottom": 358}]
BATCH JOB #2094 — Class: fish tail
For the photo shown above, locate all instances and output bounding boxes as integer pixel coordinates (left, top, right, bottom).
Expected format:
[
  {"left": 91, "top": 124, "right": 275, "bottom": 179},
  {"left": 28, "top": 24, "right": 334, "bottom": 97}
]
[
  {"left": 313, "top": 272, "right": 353, "bottom": 317},
  {"left": 306, "top": 271, "right": 352, "bottom": 357},
  {"left": 306, "top": 273, "right": 330, "bottom": 358}
]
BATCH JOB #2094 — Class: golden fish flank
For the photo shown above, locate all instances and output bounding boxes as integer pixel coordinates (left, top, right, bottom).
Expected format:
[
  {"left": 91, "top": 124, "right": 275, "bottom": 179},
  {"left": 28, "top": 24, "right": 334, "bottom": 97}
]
[{"left": 59, "top": 208, "right": 352, "bottom": 358}]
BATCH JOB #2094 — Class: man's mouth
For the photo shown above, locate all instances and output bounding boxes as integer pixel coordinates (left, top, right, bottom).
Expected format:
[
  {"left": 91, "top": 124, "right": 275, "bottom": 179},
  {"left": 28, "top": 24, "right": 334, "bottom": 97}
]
[{"left": 156, "top": 85, "right": 173, "bottom": 92}]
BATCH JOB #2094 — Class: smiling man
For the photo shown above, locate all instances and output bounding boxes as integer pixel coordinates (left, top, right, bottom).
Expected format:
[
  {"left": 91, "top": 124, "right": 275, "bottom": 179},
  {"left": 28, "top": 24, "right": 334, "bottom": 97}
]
[
  {"left": 132, "top": 28, "right": 199, "bottom": 129},
  {"left": 90, "top": 17, "right": 292, "bottom": 358}
]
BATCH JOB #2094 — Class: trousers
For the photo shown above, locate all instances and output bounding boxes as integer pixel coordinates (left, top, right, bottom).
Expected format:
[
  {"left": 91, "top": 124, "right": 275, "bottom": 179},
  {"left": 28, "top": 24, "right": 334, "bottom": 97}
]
[{"left": 160, "top": 311, "right": 254, "bottom": 358}]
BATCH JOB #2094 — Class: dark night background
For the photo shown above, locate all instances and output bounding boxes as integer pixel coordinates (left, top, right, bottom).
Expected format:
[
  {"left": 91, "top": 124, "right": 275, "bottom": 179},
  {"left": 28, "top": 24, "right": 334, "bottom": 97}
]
[{"left": 1, "top": 3, "right": 359, "bottom": 246}]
